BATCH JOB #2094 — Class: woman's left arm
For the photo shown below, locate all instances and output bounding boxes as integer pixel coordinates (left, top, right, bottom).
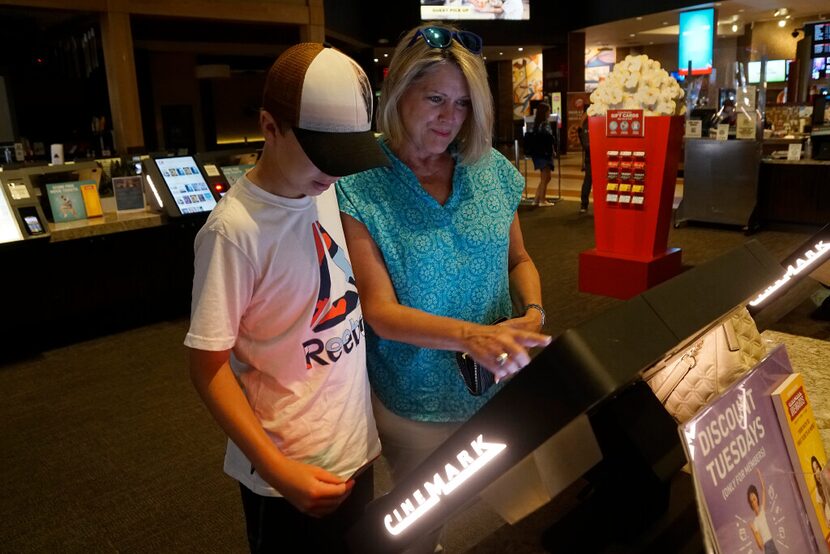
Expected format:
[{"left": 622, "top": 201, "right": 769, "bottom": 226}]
[{"left": 505, "top": 213, "right": 545, "bottom": 332}]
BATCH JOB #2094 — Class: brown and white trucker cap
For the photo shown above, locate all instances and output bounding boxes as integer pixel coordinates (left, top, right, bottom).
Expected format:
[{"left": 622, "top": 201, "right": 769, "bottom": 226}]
[{"left": 262, "top": 43, "right": 389, "bottom": 176}]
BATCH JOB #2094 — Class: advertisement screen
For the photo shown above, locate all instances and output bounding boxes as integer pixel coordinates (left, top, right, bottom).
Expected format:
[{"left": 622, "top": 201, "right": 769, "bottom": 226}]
[
  {"left": 420, "top": 0, "right": 529, "bottom": 21},
  {"left": 678, "top": 8, "right": 715, "bottom": 76},
  {"left": 154, "top": 156, "right": 217, "bottom": 215}
]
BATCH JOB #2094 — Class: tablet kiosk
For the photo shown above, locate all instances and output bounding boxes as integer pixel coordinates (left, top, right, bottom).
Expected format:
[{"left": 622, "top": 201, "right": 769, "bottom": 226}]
[
  {"left": 146, "top": 155, "right": 217, "bottom": 217},
  {"left": 0, "top": 169, "right": 51, "bottom": 242},
  {"left": 195, "top": 149, "right": 258, "bottom": 198}
]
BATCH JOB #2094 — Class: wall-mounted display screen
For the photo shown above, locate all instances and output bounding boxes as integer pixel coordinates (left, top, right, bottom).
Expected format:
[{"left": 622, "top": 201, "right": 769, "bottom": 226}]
[
  {"left": 0, "top": 185, "right": 23, "bottom": 244},
  {"left": 678, "top": 8, "right": 715, "bottom": 76},
  {"left": 814, "top": 57, "right": 828, "bottom": 80},
  {"left": 420, "top": 0, "right": 529, "bottom": 21},
  {"left": 747, "top": 59, "right": 789, "bottom": 83},
  {"left": 154, "top": 156, "right": 217, "bottom": 215}
]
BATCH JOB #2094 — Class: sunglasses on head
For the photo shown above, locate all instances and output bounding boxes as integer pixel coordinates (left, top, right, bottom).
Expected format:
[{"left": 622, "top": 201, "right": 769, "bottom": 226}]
[{"left": 406, "top": 26, "right": 484, "bottom": 55}]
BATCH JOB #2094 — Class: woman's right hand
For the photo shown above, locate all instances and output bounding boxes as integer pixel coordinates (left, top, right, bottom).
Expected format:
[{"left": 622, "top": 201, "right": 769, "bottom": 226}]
[
  {"left": 268, "top": 458, "right": 354, "bottom": 517},
  {"left": 461, "top": 322, "right": 551, "bottom": 382}
]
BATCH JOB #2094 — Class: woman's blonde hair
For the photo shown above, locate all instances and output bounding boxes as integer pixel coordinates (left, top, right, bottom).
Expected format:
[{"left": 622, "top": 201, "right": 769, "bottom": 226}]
[{"left": 377, "top": 24, "right": 493, "bottom": 165}]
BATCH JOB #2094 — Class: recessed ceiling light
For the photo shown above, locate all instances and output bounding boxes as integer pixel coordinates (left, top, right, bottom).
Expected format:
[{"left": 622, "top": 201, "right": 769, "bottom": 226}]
[
  {"left": 518, "top": 47, "right": 524, "bottom": 51},
  {"left": 778, "top": 19, "right": 786, "bottom": 27},
  {"left": 629, "top": 33, "right": 636, "bottom": 37},
  {"left": 383, "top": 53, "right": 388, "bottom": 58},
  {"left": 732, "top": 24, "right": 738, "bottom": 32},
  {"left": 636, "top": 16, "right": 643, "bottom": 20},
  {"left": 373, "top": 58, "right": 379, "bottom": 63},
  {"left": 499, "top": 51, "right": 504, "bottom": 56}
]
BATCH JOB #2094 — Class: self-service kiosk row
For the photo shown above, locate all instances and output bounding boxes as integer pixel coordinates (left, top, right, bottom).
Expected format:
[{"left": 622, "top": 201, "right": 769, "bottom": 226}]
[{"left": 0, "top": 149, "right": 260, "bottom": 243}]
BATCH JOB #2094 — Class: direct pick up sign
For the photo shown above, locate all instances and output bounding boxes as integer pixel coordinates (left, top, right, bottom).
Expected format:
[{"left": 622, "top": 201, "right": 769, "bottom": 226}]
[{"left": 606, "top": 109, "right": 644, "bottom": 138}]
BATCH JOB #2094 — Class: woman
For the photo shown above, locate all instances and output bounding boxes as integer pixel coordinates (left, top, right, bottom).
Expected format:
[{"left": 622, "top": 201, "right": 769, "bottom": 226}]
[
  {"left": 811, "top": 456, "right": 830, "bottom": 524},
  {"left": 336, "top": 23, "right": 550, "bottom": 552},
  {"left": 747, "top": 469, "right": 778, "bottom": 554},
  {"left": 528, "top": 101, "right": 555, "bottom": 207}
]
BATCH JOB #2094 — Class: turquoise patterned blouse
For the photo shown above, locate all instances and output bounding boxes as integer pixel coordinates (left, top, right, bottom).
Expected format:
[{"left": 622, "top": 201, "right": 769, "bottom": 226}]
[{"left": 336, "top": 139, "right": 525, "bottom": 422}]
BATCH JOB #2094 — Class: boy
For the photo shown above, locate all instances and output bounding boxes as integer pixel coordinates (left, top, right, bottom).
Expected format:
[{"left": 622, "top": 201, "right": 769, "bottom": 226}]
[{"left": 185, "top": 43, "right": 388, "bottom": 552}]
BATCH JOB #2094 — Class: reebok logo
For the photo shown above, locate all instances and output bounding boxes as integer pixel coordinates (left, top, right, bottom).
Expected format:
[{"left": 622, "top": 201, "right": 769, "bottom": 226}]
[{"left": 303, "top": 316, "right": 365, "bottom": 369}]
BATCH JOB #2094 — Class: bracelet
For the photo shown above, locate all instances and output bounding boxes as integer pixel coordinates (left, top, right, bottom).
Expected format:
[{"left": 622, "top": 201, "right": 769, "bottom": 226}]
[{"left": 523, "top": 303, "right": 546, "bottom": 327}]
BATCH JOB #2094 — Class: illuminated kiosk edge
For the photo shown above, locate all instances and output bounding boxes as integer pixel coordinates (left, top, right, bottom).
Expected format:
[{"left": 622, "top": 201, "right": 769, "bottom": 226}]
[{"left": 347, "top": 240, "right": 784, "bottom": 553}]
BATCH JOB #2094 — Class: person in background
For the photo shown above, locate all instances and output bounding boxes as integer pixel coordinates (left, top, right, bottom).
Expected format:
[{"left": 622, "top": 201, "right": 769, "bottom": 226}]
[
  {"left": 529, "top": 102, "right": 556, "bottom": 207},
  {"left": 185, "top": 43, "right": 389, "bottom": 553},
  {"left": 336, "top": 23, "right": 551, "bottom": 553},
  {"left": 578, "top": 104, "right": 592, "bottom": 214}
]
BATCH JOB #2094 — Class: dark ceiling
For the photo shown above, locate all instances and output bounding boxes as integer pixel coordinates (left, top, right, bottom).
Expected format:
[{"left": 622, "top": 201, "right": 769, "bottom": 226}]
[{"left": 324, "top": 0, "right": 708, "bottom": 48}]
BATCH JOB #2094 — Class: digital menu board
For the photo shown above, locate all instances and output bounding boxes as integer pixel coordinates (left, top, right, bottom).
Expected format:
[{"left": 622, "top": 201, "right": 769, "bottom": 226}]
[
  {"left": 153, "top": 156, "right": 217, "bottom": 215},
  {"left": 814, "top": 22, "right": 830, "bottom": 59}
]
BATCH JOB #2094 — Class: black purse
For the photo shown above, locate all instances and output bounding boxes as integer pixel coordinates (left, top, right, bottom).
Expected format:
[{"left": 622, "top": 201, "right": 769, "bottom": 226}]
[{"left": 455, "top": 317, "right": 507, "bottom": 396}]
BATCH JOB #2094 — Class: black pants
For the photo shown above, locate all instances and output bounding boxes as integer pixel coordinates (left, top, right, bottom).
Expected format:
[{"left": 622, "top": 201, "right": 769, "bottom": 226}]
[
  {"left": 580, "top": 151, "right": 593, "bottom": 209},
  {"left": 239, "top": 468, "right": 374, "bottom": 553}
]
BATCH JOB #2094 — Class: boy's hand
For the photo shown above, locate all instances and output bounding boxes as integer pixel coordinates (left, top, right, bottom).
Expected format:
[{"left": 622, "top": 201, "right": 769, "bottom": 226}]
[{"left": 273, "top": 458, "right": 355, "bottom": 517}]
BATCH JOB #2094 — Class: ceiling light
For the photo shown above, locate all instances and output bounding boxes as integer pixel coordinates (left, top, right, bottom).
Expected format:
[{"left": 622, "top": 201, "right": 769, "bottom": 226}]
[
  {"left": 773, "top": 8, "right": 789, "bottom": 17},
  {"left": 518, "top": 47, "right": 524, "bottom": 52},
  {"left": 778, "top": 19, "right": 786, "bottom": 27},
  {"left": 662, "top": 21, "right": 668, "bottom": 25},
  {"left": 732, "top": 23, "right": 738, "bottom": 32},
  {"left": 499, "top": 51, "right": 503, "bottom": 56},
  {"left": 383, "top": 53, "right": 388, "bottom": 58},
  {"left": 739, "top": 8, "right": 745, "bottom": 12},
  {"left": 373, "top": 58, "right": 379, "bottom": 63},
  {"left": 636, "top": 16, "right": 643, "bottom": 20},
  {"left": 629, "top": 33, "right": 636, "bottom": 37}
]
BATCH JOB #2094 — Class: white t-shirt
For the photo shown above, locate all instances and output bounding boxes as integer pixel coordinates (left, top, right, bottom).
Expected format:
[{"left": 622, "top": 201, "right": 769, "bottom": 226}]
[
  {"left": 185, "top": 175, "right": 380, "bottom": 497},
  {"left": 754, "top": 508, "right": 773, "bottom": 543}
]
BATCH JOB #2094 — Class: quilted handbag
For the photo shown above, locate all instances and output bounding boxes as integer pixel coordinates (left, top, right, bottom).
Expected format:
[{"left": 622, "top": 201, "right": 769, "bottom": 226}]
[{"left": 642, "top": 307, "right": 766, "bottom": 423}]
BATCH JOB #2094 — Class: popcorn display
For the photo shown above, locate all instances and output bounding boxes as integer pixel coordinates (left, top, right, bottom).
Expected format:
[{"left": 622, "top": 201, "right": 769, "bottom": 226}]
[{"left": 587, "top": 55, "right": 686, "bottom": 117}]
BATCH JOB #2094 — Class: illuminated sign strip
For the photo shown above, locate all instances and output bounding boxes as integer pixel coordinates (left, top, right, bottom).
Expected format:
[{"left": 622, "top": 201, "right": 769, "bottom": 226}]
[
  {"left": 383, "top": 435, "right": 506, "bottom": 536},
  {"left": 749, "top": 241, "right": 829, "bottom": 307}
]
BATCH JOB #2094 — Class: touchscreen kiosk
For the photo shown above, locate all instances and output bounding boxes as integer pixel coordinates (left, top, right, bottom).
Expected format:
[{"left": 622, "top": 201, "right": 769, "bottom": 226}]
[
  {"left": 0, "top": 170, "right": 51, "bottom": 242},
  {"left": 196, "top": 149, "right": 258, "bottom": 198},
  {"left": 0, "top": 179, "right": 24, "bottom": 244},
  {"left": 347, "top": 240, "right": 784, "bottom": 553},
  {"left": 147, "top": 155, "right": 217, "bottom": 217}
]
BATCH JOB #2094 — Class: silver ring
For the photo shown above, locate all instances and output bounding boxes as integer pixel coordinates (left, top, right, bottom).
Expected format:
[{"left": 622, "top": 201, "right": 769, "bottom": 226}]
[{"left": 496, "top": 352, "right": 509, "bottom": 367}]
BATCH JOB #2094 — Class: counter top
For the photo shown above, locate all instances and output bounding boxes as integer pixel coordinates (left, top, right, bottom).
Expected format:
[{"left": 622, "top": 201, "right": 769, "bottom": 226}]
[
  {"left": 48, "top": 210, "right": 165, "bottom": 242},
  {"left": 761, "top": 158, "right": 830, "bottom": 166}
]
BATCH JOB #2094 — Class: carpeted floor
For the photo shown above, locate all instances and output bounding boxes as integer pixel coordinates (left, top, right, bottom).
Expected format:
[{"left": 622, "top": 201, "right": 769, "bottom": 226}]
[{"left": 0, "top": 203, "right": 827, "bottom": 553}]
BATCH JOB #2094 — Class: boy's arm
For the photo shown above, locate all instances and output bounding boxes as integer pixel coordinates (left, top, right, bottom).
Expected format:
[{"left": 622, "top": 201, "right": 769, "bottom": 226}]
[{"left": 188, "top": 347, "right": 354, "bottom": 517}]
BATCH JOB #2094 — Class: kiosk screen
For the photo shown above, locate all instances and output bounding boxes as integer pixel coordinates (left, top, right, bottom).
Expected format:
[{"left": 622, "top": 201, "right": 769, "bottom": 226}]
[
  {"left": 154, "top": 156, "right": 217, "bottom": 215},
  {"left": 219, "top": 164, "right": 254, "bottom": 189},
  {"left": 0, "top": 185, "right": 23, "bottom": 243}
]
